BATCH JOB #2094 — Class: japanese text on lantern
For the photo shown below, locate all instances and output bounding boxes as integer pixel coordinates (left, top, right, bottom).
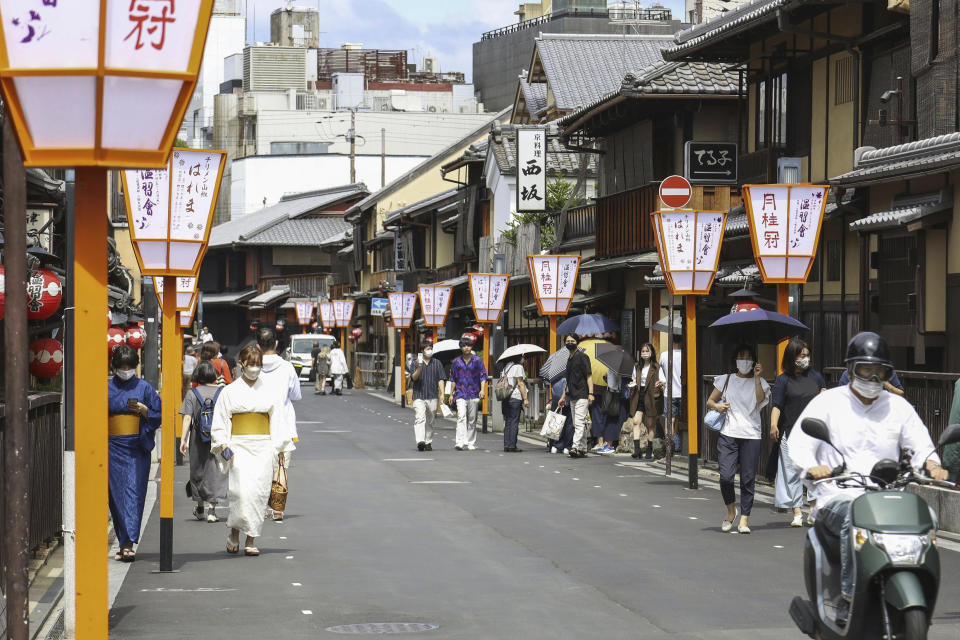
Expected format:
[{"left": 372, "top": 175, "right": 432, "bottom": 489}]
[
  {"left": 388, "top": 293, "right": 417, "bottom": 329},
  {"left": 170, "top": 150, "right": 213, "bottom": 241},
  {"left": 418, "top": 285, "right": 452, "bottom": 326},
  {"left": 469, "top": 274, "right": 510, "bottom": 323},
  {"left": 527, "top": 255, "right": 580, "bottom": 314},
  {"left": 517, "top": 127, "right": 546, "bottom": 212},
  {"left": 295, "top": 302, "right": 313, "bottom": 326},
  {"left": 8, "top": 0, "right": 57, "bottom": 45},
  {"left": 743, "top": 184, "right": 828, "bottom": 282},
  {"left": 128, "top": 168, "right": 170, "bottom": 237},
  {"left": 333, "top": 300, "right": 354, "bottom": 327},
  {"left": 652, "top": 210, "right": 727, "bottom": 295},
  {"left": 318, "top": 302, "right": 335, "bottom": 330},
  {"left": 125, "top": 0, "right": 176, "bottom": 51}
]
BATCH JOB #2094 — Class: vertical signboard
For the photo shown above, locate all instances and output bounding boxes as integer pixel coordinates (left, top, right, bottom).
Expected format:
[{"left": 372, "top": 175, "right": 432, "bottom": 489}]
[{"left": 517, "top": 127, "right": 546, "bottom": 212}]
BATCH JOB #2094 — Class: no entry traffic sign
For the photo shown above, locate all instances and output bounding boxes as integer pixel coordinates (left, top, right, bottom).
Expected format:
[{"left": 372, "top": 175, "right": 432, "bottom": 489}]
[{"left": 660, "top": 175, "right": 692, "bottom": 209}]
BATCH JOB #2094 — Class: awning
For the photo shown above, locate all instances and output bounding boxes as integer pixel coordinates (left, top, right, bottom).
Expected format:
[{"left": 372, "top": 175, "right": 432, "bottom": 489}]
[
  {"left": 202, "top": 289, "right": 258, "bottom": 306},
  {"left": 440, "top": 214, "right": 460, "bottom": 230},
  {"left": 645, "top": 262, "right": 760, "bottom": 288},
  {"left": 849, "top": 190, "right": 952, "bottom": 232},
  {"left": 364, "top": 232, "right": 395, "bottom": 248},
  {"left": 441, "top": 275, "right": 469, "bottom": 288},
  {"left": 337, "top": 243, "right": 354, "bottom": 257},
  {"left": 280, "top": 297, "right": 315, "bottom": 310},
  {"left": 248, "top": 286, "right": 290, "bottom": 309},
  {"left": 579, "top": 251, "right": 658, "bottom": 273}
]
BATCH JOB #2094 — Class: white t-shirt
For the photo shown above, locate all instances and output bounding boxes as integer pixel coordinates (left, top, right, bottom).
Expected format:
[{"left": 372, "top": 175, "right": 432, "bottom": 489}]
[
  {"left": 714, "top": 373, "right": 771, "bottom": 440},
  {"left": 634, "top": 362, "right": 665, "bottom": 389},
  {"left": 659, "top": 350, "right": 683, "bottom": 399},
  {"left": 505, "top": 363, "right": 525, "bottom": 401}
]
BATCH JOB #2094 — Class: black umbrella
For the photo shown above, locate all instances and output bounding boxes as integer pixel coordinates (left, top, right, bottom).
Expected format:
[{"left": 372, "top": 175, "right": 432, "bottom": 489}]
[
  {"left": 594, "top": 343, "right": 635, "bottom": 377},
  {"left": 651, "top": 313, "right": 683, "bottom": 335},
  {"left": 708, "top": 308, "right": 809, "bottom": 345}
]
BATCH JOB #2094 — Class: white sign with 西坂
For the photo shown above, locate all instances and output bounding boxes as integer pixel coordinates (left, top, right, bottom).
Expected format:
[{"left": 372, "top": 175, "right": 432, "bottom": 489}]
[
  {"left": 388, "top": 293, "right": 418, "bottom": 329},
  {"left": 526, "top": 255, "right": 580, "bottom": 315},
  {"left": 743, "top": 184, "right": 829, "bottom": 283},
  {"left": 318, "top": 302, "right": 335, "bottom": 331},
  {"left": 651, "top": 210, "right": 727, "bottom": 295},
  {"left": 333, "top": 300, "right": 355, "bottom": 327},
  {"left": 418, "top": 285, "right": 453, "bottom": 327},
  {"left": 469, "top": 274, "right": 510, "bottom": 323},
  {"left": 517, "top": 127, "right": 546, "bottom": 212}
]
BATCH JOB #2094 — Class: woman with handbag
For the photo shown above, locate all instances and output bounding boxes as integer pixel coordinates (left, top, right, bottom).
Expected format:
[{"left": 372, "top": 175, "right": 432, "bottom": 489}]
[
  {"left": 770, "top": 337, "right": 825, "bottom": 527},
  {"left": 498, "top": 355, "right": 529, "bottom": 452},
  {"left": 629, "top": 343, "right": 665, "bottom": 459},
  {"left": 706, "top": 344, "right": 771, "bottom": 534},
  {"left": 210, "top": 345, "right": 293, "bottom": 557},
  {"left": 195, "top": 341, "right": 233, "bottom": 387}
]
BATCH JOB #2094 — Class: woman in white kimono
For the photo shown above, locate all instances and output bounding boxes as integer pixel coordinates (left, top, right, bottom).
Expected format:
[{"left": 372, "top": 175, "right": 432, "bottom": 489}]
[{"left": 210, "top": 345, "right": 294, "bottom": 556}]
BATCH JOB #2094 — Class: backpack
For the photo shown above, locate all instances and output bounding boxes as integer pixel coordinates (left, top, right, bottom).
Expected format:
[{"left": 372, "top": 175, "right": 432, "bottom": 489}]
[
  {"left": 212, "top": 359, "right": 227, "bottom": 386},
  {"left": 495, "top": 364, "right": 522, "bottom": 401},
  {"left": 191, "top": 387, "right": 223, "bottom": 444}
]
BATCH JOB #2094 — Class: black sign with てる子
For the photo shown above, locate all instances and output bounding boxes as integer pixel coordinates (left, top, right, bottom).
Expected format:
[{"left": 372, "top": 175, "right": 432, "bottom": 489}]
[{"left": 684, "top": 141, "right": 738, "bottom": 184}]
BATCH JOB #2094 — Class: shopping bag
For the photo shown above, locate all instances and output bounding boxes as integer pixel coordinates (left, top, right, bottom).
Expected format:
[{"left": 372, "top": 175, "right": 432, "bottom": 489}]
[
  {"left": 267, "top": 457, "right": 288, "bottom": 512},
  {"left": 440, "top": 403, "right": 453, "bottom": 418},
  {"left": 540, "top": 409, "right": 565, "bottom": 440}
]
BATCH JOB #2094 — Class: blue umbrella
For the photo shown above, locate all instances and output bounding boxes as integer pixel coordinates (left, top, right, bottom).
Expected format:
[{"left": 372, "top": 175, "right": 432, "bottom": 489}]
[
  {"left": 556, "top": 313, "right": 619, "bottom": 337},
  {"left": 708, "top": 308, "right": 809, "bottom": 345}
]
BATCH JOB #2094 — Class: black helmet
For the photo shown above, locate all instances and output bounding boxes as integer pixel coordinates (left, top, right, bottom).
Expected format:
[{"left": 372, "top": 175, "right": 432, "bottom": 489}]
[{"left": 844, "top": 331, "right": 893, "bottom": 366}]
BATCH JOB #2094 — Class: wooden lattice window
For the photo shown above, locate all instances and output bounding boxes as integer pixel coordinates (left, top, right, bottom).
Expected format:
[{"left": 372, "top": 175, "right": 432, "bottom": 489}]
[{"left": 835, "top": 56, "right": 854, "bottom": 105}]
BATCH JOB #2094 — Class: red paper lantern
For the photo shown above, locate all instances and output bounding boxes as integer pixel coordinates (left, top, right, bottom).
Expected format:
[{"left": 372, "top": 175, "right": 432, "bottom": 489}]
[
  {"left": 731, "top": 302, "right": 761, "bottom": 313},
  {"left": 26, "top": 268, "right": 62, "bottom": 320},
  {"left": 350, "top": 327, "right": 362, "bottom": 339},
  {"left": 29, "top": 338, "right": 64, "bottom": 378},
  {"left": 276, "top": 319, "right": 286, "bottom": 333},
  {"left": 250, "top": 321, "right": 259, "bottom": 333},
  {"left": 108, "top": 327, "right": 126, "bottom": 358},
  {"left": 125, "top": 325, "right": 145, "bottom": 349}
]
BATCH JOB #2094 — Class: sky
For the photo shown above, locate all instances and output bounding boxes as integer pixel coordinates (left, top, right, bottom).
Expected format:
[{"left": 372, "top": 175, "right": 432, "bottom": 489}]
[{"left": 246, "top": 0, "right": 687, "bottom": 81}]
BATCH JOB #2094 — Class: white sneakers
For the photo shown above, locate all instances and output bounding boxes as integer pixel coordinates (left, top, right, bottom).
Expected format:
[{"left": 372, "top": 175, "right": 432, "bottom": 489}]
[
  {"left": 465, "top": 444, "right": 477, "bottom": 451},
  {"left": 550, "top": 446, "right": 558, "bottom": 454},
  {"left": 721, "top": 519, "right": 734, "bottom": 533},
  {"left": 791, "top": 513, "right": 804, "bottom": 527}
]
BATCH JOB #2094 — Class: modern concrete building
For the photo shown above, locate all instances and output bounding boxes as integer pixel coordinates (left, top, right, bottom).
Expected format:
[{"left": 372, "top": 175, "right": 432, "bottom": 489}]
[{"left": 270, "top": 4, "right": 321, "bottom": 48}]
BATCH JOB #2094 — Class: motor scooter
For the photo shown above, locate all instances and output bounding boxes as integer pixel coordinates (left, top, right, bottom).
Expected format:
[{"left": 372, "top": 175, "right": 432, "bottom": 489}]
[{"left": 790, "top": 419, "right": 960, "bottom": 640}]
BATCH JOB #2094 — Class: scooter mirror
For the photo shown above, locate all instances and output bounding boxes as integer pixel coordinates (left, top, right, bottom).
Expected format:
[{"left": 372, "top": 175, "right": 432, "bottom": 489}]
[
  {"left": 938, "top": 424, "right": 960, "bottom": 448},
  {"left": 801, "top": 418, "right": 832, "bottom": 444}
]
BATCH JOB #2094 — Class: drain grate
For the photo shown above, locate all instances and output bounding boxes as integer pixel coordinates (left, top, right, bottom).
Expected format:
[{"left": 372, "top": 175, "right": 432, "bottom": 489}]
[{"left": 325, "top": 622, "right": 439, "bottom": 634}]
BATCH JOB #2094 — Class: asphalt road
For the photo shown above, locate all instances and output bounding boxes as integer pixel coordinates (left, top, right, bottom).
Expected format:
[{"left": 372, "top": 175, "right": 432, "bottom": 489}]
[{"left": 109, "top": 389, "right": 960, "bottom": 639}]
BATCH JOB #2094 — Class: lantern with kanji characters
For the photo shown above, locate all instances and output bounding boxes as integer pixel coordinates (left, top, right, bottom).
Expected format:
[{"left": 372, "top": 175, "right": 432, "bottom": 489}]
[
  {"left": 650, "top": 210, "right": 728, "bottom": 295},
  {"left": 123, "top": 150, "right": 227, "bottom": 277},
  {"left": 468, "top": 273, "right": 510, "bottom": 323},
  {"left": 526, "top": 255, "right": 580, "bottom": 314},
  {"left": 25, "top": 268, "right": 62, "bottom": 320},
  {"left": 387, "top": 292, "right": 417, "bottom": 329},
  {"left": 29, "top": 338, "right": 63, "bottom": 378},
  {"left": 295, "top": 302, "right": 314, "bottom": 328},
  {"left": 333, "top": 300, "right": 355, "bottom": 328},
  {"left": 417, "top": 285, "right": 452, "bottom": 326},
  {"left": 0, "top": 0, "right": 216, "bottom": 168},
  {"left": 153, "top": 276, "right": 198, "bottom": 310},
  {"left": 742, "top": 185, "right": 829, "bottom": 283},
  {"left": 179, "top": 294, "right": 197, "bottom": 330},
  {"left": 125, "top": 325, "right": 145, "bottom": 349},
  {"left": 318, "top": 302, "right": 336, "bottom": 332},
  {"left": 107, "top": 327, "right": 126, "bottom": 357}
]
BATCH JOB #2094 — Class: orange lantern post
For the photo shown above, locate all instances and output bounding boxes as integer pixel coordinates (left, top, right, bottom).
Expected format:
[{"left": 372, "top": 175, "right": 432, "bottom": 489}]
[
  {"left": 388, "top": 292, "right": 418, "bottom": 406},
  {"left": 418, "top": 284, "right": 453, "bottom": 345},
  {"left": 468, "top": 273, "right": 510, "bottom": 423},
  {"left": 743, "top": 184, "right": 829, "bottom": 371},
  {"left": 651, "top": 209, "right": 728, "bottom": 486},
  {"left": 0, "top": 2, "right": 217, "bottom": 634}
]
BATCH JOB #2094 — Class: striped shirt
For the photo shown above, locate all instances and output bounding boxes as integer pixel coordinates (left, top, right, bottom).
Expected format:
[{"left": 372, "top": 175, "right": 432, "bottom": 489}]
[{"left": 407, "top": 357, "right": 446, "bottom": 400}]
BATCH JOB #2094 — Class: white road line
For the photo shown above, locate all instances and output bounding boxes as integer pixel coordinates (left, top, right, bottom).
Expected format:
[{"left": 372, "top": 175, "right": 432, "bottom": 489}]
[
  {"left": 619, "top": 493, "right": 628, "bottom": 497},
  {"left": 286, "top": 555, "right": 294, "bottom": 559},
  {"left": 689, "top": 517, "right": 698, "bottom": 520},
  {"left": 774, "top": 546, "right": 784, "bottom": 549},
  {"left": 292, "top": 582, "right": 302, "bottom": 586},
  {"left": 302, "top": 610, "right": 313, "bottom": 615},
  {"left": 571, "top": 477, "right": 579, "bottom": 481},
  {"left": 652, "top": 505, "right": 662, "bottom": 508}
]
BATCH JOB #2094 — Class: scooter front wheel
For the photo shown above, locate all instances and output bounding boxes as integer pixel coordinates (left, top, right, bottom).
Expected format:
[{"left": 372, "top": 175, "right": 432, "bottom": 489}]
[{"left": 903, "top": 608, "right": 928, "bottom": 640}]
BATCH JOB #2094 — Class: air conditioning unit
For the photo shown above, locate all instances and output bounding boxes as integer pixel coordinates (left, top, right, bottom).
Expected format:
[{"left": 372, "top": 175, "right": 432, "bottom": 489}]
[
  {"left": 422, "top": 56, "right": 439, "bottom": 73},
  {"left": 777, "top": 157, "right": 803, "bottom": 184}
]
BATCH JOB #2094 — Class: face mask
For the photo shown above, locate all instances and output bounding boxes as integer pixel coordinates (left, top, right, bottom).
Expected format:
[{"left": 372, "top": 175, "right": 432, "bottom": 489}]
[
  {"left": 423, "top": 350, "right": 433, "bottom": 359},
  {"left": 736, "top": 359, "right": 754, "bottom": 375},
  {"left": 795, "top": 357, "right": 810, "bottom": 370},
  {"left": 851, "top": 377, "right": 883, "bottom": 399},
  {"left": 116, "top": 369, "right": 136, "bottom": 381},
  {"left": 242, "top": 366, "right": 261, "bottom": 381},
  {"left": 566, "top": 343, "right": 577, "bottom": 352},
  {"left": 641, "top": 351, "right": 651, "bottom": 361}
]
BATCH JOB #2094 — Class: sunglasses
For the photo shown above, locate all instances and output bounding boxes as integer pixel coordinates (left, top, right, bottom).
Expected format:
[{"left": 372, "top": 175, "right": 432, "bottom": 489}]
[{"left": 852, "top": 362, "right": 895, "bottom": 383}]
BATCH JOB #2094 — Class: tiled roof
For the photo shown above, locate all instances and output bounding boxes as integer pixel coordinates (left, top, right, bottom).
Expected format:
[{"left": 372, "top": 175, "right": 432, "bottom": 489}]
[
  {"left": 849, "top": 190, "right": 952, "bottom": 232},
  {"left": 535, "top": 33, "right": 675, "bottom": 111},
  {"left": 241, "top": 216, "right": 351, "bottom": 246},
  {"left": 662, "top": 0, "right": 790, "bottom": 60},
  {"left": 209, "top": 184, "right": 367, "bottom": 248},
  {"left": 520, "top": 81, "right": 548, "bottom": 118},
  {"left": 625, "top": 61, "right": 740, "bottom": 95},
  {"left": 831, "top": 133, "right": 960, "bottom": 186},
  {"left": 489, "top": 124, "right": 598, "bottom": 177},
  {"left": 383, "top": 188, "right": 463, "bottom": 226}
]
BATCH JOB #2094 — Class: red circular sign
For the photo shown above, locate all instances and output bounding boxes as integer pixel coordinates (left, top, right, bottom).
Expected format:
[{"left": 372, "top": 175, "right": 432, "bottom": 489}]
[{"left": 659, "top": 175, "right": 692, "bottom": 209}]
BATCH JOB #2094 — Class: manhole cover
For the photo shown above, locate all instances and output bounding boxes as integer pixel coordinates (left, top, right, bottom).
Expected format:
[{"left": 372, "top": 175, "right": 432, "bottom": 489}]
[{"left": 325, "top": 623, "right": 439, "bottom": 634}]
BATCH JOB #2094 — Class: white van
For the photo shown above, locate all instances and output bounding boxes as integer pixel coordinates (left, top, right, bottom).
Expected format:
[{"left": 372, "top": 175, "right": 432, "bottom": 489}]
[{"left": 285, "top": 333, "right": 337, "bottom": 382}]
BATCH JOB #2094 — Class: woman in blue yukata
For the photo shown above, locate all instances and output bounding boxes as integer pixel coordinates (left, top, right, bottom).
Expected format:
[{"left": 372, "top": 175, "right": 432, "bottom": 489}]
[{"left": 107, "top": 345, "right": 162, "bottom": 562}]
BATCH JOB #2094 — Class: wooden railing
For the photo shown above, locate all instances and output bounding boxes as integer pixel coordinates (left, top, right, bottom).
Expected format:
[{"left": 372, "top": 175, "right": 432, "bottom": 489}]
[
  {"left": 595, "top": 185, "right": 657, "bottom": 258},
  {"left": 330, "top": 283, "right": 353, "bottom": 298},
  {"left": 561, "top": 203, "right": 596, "bottom": 247}
]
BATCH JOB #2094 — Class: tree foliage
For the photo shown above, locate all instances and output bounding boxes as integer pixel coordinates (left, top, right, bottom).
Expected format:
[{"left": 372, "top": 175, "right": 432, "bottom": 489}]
[{"left": 501, "top": 174, "right": 585, "bottom": 250}]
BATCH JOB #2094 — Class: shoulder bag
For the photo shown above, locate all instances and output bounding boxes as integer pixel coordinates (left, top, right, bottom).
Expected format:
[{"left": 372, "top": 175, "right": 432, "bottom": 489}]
[
  {"left": 494, "top": 365, "right": 522, "bottom": 401},
  {"left": 703, "top": 374, "right": 732, "bottom": 432}
]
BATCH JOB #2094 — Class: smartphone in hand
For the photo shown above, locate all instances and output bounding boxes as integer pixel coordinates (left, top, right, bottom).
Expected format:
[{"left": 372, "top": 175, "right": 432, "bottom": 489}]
[
  {"left": 126, "top": 398, "right": 139, "bottom": 411},
  {"left": 221, "top": 447, "right": 234, "bottom": 461}
]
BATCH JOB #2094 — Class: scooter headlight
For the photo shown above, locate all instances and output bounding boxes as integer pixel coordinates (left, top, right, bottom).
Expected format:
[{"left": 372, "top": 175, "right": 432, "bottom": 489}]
[{"left": 872, "top": 533, "right": 929, "bottom": 565}]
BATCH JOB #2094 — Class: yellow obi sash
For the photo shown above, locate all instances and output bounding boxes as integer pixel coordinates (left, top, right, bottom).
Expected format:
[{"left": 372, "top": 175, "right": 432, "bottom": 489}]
[
  {"left": 108, "top": 414, "right": 140, "bottom": 436},
  {"left": 232, "top": 412, "right": 270, "bottom": 436}
]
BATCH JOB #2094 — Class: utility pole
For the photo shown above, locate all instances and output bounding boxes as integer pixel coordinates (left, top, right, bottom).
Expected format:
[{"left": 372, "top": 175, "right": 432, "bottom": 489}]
[
  {"left": 349, "top": 108, "right": 356, "bottom": 184},
  {"left": 381, "top": 127, "right": 386, "bottom": 188}
]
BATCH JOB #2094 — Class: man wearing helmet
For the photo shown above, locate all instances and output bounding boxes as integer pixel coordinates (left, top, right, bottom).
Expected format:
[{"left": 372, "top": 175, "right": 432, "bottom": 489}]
[{"left": 788, "top": 332, "right": 948, "bottom": 625}]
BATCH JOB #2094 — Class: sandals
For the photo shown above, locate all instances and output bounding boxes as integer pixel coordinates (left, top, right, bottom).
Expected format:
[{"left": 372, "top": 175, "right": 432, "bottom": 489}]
[
  {"left": 226, "top": 537, "right": 240, "bottom": 554},
  {"left": 244, "top": 546, "right": 260, "bottom": 556},
  {"left": 120, "top": 548, "right": 136, "bottom": 562}
]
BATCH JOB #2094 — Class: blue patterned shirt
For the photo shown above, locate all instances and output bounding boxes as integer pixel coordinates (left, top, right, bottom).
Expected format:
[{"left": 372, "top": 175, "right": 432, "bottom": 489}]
[{"left": 449, "top": 355, "right": 488, "bottom": 400}]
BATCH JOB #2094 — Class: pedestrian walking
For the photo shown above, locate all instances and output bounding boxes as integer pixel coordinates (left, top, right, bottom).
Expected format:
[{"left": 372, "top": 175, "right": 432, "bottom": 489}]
[
  {"left": 211, "top": 345, "right": 293, "bottom": 556},
  {"left": 259, "top": 327, "right": 301, "bottom": 522},
  {"left": 446, "top": 337, "right": 488, "bottom": 451},
  {"left": 199, "top": 326, "right": 214, "bottom": 343},
  {"left": 500, "top": 354, "right": 529, "bottom": 452},
  {"left": 328, "top": 342, "right": 348, "bottom": 395},
  {"left": 770, "top": 338, "right": 825, "bottom": 527},
  {"left": 629, "top": 342, "right": 664, "bottom": 459},
  {"left": 659, "top": 333, "right": 684, "bottom": 454},
  {"left": 706, "top": 344, "right": 770, "bottom": 534},
  {"left": 107, "top": 345, "right": 162, "bottom": 562},
  {"left": 196, "top": 341, "right": 233, "bottom": 387},
  {"left": 182, "top": 345, "right": 198, "bottom": 397},
  {"left": 547, "top": 378, "right": 573, "bottom": 454},
  {"left": 314, "top": 343, "right": 331, "bottom": 395},
  {"left": 179, "top": 361, "right": 228, "bottom": 523},
  {"left": 407, "top": 343, "right": 445, "bottom": 451},
  {"left": 557, "top": 333, "right": 593, "bottom": 458}
]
